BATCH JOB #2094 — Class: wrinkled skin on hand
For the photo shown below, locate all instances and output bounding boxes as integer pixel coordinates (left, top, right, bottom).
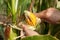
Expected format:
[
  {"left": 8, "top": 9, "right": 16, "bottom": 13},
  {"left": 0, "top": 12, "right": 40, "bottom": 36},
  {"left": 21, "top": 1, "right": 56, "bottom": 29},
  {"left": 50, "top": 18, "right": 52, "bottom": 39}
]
[{"left": 35, "top": 8, "right": 60, "bottom": 24}]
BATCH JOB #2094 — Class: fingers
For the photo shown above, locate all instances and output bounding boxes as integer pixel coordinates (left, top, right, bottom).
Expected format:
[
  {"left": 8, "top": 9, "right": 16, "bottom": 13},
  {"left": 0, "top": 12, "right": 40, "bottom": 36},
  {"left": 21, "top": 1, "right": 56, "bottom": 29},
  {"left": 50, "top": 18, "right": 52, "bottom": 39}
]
[
  {"left": 18, "top": 22, "right": 39, "bottom": 36},
  {"left": 21, "top": 24, "right": 28, "bottom": 30},
  {"left": 18, "top": 22, "right": 28, "bottom": 30},
  {"left": 34, "top": 8, "right": 60, "bottom": 24},
  {"left": 45, "top": 8, "right": 60, "bottom": 24},
  {"left": 34, "top": 10, "right": 47, "bottom": 19}
]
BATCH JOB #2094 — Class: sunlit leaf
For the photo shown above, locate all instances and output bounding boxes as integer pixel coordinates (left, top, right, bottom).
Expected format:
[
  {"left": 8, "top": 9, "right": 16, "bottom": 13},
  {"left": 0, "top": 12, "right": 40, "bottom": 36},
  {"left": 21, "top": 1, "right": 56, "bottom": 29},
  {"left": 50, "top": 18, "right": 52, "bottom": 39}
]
[{"left": 22, "top": 35, "right": 58, "bottom": 40}]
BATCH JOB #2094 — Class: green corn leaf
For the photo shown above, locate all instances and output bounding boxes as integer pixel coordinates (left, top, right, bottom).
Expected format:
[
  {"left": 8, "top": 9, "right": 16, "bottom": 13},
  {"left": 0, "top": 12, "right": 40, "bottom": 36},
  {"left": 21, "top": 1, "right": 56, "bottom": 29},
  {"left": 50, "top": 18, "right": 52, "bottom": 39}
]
[
  {"left": 0, "top": 25, "right": 5, "bottom": 40},
  {"left": 11, "top": 0, "right": 18, "bottom": 23},
  {"left": 11, "top": 0, "right": 18, "bottom": 15},
  {"left": 18, "top": 0, "right": 31, "bottom": 15},
  {"left": 8, "top": 27, "right": 20, "bottom": 40},
  {"left": 22, "top": 35, "right": 58, "bottom": 40}
]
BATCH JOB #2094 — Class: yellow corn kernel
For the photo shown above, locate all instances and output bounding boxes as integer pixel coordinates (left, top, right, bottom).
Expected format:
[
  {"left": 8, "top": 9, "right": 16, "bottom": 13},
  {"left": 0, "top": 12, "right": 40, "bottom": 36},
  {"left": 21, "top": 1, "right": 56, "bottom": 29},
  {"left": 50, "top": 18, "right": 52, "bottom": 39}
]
[{"left": 24, "top": 11, "right": 36, "bottom": 26}]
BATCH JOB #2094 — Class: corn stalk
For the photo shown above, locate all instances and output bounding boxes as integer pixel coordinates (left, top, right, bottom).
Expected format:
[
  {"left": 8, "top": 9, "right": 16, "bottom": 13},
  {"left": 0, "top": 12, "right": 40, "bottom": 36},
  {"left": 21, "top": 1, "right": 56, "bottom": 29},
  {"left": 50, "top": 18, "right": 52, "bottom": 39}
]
[
  {"left": 4, "top": 0, "right": 21, "bottom": 40},
  {"left": 6, "top": 0, "right": 18, "bottom": 24},
  {"left": 4, "top": 0, "right": 32, "bottom": 40}
]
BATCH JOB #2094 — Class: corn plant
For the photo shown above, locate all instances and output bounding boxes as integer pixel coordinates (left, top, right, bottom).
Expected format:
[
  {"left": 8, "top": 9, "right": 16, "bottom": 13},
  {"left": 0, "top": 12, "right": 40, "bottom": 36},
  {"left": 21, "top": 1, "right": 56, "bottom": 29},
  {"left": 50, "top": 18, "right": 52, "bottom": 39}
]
[
  {"left": 4, "top": 0, "right": 31, "bottom": 40},
  {"left": 6, "top": 0, "right": 19, "bottom": 24},
  {"left": 4, "top": 0, "right": 21, "bottom": 40},
  {"left": 0, "top": 0, "right": 60, "bottom": 40}
]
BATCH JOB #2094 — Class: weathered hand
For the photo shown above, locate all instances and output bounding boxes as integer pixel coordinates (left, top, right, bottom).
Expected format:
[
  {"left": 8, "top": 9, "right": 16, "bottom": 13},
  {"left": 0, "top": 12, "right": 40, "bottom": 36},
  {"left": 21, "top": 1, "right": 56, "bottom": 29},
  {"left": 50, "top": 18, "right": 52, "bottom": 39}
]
[
  {"left": 35, "top": 8, "right": 60, "bottom": 24},
  {"left": 21, "top": 24, "right": 39, "bottom": 36}
]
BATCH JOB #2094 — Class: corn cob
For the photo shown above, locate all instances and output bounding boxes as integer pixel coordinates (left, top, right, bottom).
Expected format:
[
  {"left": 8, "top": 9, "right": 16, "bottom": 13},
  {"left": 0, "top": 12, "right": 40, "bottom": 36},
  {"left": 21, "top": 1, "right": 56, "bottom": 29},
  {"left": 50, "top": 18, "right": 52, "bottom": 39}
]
[
  {"left": 24, "top": 10, "right": 41, "bottom": 30},
  {"left": 24, "top": 11, "right": 36, "bottom": 26}
]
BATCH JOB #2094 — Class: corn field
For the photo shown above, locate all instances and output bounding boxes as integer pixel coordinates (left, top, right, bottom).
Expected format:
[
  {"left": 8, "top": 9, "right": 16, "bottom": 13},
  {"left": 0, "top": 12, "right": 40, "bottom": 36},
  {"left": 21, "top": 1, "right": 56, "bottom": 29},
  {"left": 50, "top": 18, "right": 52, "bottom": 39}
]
[{"left": 0, "top": 0, "right": 60, "bottom": 40}]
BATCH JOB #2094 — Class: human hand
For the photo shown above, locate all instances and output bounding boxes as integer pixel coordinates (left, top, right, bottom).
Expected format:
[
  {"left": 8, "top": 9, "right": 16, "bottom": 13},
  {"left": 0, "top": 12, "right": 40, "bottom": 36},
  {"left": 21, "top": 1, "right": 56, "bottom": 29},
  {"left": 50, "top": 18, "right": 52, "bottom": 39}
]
[
  {"left": 35, "top": 8, "right": 60, "bottom": 24},
  {"left": 18, "top": 23, "right": 39, "bottom": 36}
]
